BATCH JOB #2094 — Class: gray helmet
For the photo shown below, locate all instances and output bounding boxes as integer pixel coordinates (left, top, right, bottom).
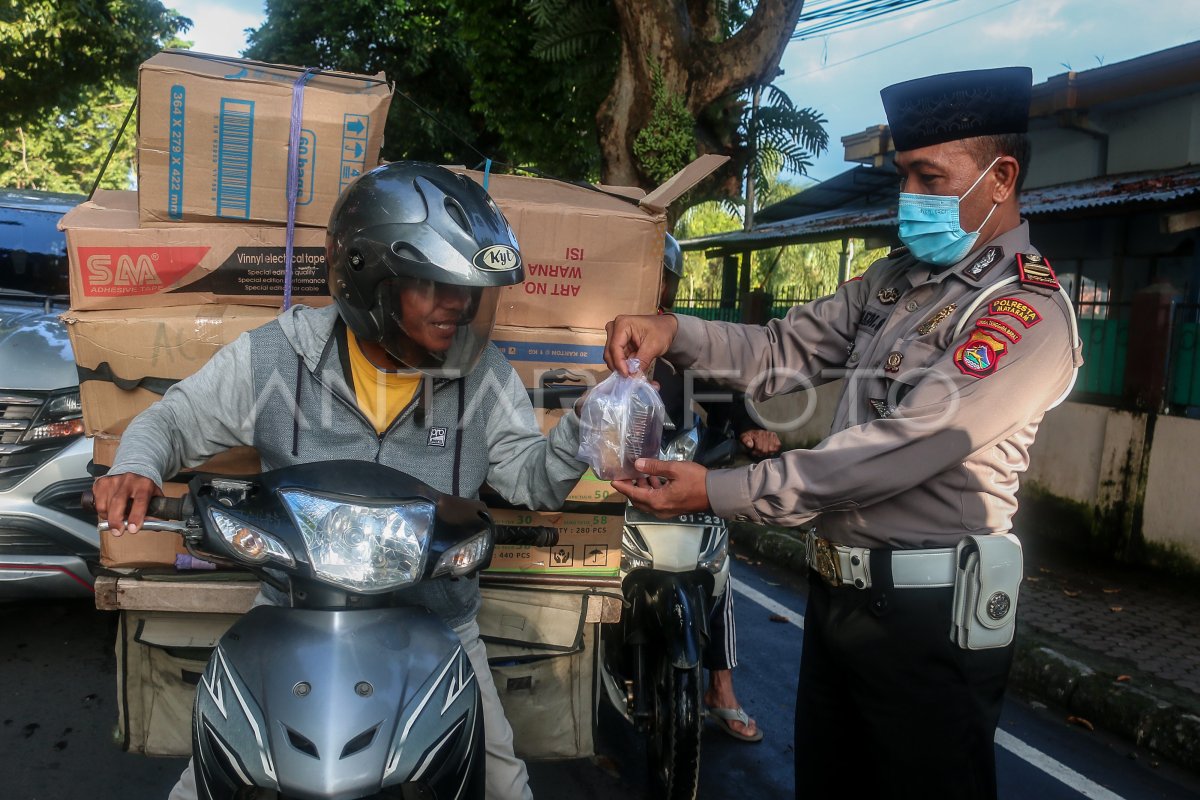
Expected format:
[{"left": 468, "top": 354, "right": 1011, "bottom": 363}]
[
  {"left": 327, "top": 162, "right": 522, "bottom": 375},
  {"left": 663, "top": 233, "right": 683, "bottom": 278}
]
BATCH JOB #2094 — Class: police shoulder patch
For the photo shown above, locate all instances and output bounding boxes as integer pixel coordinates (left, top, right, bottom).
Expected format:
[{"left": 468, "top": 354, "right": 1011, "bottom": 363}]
[
  {"left": 1016, "top": 252, "right": 1058, "bottom": 292},
  {"left": 954, "top": 330, "right": 1009, "bottom": 378},
  {"left": 975, "top": 316, "right": 1022, "bottom": 343},
  {"left": 988, "top": 296, "right": 1041, "bottom": 328}
]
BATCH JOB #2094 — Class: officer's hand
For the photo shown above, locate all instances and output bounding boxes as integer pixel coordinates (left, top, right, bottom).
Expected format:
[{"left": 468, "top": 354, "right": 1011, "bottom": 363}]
[
  {"left": 612, "top": 458, "right": 710, "bottom": 518},
  {"left": 604, "top": 314, "right": 678, "bottom": 376},
  {"left": 92, "top": 473, "right": 163, "bottom": 536},
  {"left": 741, "top": 429, "right": 782, "bottom": 459}
]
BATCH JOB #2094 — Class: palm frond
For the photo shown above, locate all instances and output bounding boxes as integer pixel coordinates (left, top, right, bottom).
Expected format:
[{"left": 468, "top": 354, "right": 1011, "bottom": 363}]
[{"left": 529, "top": 0, "right": 616, "bottom": 63}]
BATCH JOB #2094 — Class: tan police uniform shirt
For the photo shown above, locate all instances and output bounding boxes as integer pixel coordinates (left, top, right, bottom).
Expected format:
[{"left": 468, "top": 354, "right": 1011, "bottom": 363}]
[{"left": 666, "top": 221, "right": 1083, "bottom": 550}]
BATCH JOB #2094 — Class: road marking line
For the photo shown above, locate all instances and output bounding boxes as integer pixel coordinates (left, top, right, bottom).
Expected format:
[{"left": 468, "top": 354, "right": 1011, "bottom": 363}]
[
  {"left": 734, "top": 579, "right": 1128, "bottom": 800},
  {"left": 731, "top": 578, "right": 804, "bottom": 631},
  {"left": 995, "top": 730, "right": 1127, "bottom": 800}
]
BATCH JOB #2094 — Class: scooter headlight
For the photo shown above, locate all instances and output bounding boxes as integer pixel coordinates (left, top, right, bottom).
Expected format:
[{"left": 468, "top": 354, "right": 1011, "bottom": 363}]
[
  {"left": 210, "top": 509, "right": 295, "bottom": 567},
  {"left": 279, "top": 490, "right": 435, "bottom": 592},
  {"left": 660, "top": 426, "right": 700, "bottom": 462}
]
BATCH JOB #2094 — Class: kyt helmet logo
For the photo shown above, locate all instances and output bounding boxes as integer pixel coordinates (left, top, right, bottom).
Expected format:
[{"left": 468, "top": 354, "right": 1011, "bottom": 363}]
[{"left": 472, "top": 245, "right": 521, "bottom": 272}]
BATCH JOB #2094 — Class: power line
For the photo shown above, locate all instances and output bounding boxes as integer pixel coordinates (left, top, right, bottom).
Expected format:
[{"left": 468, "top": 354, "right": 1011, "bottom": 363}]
[
  {"left": 791, "top": 0, "right": 949, "bottom": 40},
  {"left": 790, "top": 0, "right": 1024, "bottom": 78},
  {"left": 794, "top": 0, "right": 963, "bottom": 41}
]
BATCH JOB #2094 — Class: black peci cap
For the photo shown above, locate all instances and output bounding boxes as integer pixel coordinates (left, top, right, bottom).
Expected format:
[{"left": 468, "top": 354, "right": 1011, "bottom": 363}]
[{"left": 881, "top": 67, "right": 1033, "bottom": 151}]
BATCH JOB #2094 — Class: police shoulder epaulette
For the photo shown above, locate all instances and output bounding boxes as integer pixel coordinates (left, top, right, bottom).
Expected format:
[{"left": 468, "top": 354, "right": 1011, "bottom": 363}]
[{"left": 1016, "top": 252, "right": 1059, "bottom": 294}]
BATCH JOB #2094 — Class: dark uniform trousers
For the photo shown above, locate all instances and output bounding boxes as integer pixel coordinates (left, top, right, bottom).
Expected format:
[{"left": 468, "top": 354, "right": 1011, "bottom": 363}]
[{"left": 794, "top": 553, "right": 1014, "bottom": 800}]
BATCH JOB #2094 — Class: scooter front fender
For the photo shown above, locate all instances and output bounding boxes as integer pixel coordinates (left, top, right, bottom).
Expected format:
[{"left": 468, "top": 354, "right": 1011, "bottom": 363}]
[{"left": 630, "top": 571, "right": 712, "bottom": 670}]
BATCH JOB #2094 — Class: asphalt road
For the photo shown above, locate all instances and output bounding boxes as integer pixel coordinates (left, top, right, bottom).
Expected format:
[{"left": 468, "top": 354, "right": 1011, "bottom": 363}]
[{"left": 3, "top": 554, "right": 1199, "bottom": 799}]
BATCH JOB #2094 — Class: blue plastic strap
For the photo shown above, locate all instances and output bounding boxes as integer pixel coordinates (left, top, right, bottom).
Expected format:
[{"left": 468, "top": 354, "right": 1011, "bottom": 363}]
[
  {"left": 283, "top": 68, "right": 318, "bottom": 311},
  {"left": 482, "top": 158, "right": 492, "bottom": 192}
]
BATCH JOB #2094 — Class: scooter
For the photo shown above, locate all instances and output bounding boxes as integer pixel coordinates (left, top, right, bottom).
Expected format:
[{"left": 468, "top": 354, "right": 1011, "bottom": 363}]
[
  {"left": 599, "top": 418, "right": 736, "bottom": 800},
  {"left": 87, "top": 460, "right": 555, "bottom": 800}
]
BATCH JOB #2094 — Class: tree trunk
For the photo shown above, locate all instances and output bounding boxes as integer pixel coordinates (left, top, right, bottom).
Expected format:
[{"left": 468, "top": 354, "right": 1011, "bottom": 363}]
[{"left": 598, "top": 0, "right": 806, "bottom": 192}]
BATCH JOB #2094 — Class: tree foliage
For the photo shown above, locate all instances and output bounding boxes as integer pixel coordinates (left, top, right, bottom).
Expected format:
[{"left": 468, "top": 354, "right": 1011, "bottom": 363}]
[
  {"left": 0, "top": 82, "right": 138, "bottom": 193},
  {"left": 244, "top": 0, "right": 607, "bottom": 178},
  {"left": 745, "top": 84, "right": 828, "bottom": 192},
  {"left": 632, "top": 61, "right": 696, "bottom": 185},
  {"left": 0, "top": 1, "right": 190, "bottom": 130},
  {"left": 0, "top": 1, "right": 190, "bottom": 192},
  {"left": 243, "top": 0, "right": 819, "bottom": 200}
]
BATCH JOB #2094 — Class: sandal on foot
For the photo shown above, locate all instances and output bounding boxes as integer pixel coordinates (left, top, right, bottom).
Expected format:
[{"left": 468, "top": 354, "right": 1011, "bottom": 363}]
[{"left": 706, "top": 706, "right": 763, "bottom": 743}]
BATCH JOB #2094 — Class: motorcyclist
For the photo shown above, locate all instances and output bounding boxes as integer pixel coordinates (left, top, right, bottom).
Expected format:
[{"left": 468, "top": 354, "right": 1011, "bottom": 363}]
[
  {"left": 652, "top": 234, "right": 770, "bottom": 742},
  {"left": 91, "top": 162, "right": 589, "bottom": 800}
]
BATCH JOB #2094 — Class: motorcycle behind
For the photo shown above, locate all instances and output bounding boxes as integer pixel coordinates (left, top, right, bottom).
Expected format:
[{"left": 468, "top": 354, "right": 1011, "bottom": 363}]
[
  {"left": 87, "top": 460, "right": 556, "bottom": 800},
  {"left": 599, "top": 419, "right": 736, "bottom": 800}
]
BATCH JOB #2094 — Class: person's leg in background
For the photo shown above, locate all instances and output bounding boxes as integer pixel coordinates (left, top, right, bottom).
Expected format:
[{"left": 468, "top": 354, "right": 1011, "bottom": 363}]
[{"left": 703, "top": 580, "right": 762, "bottom": 742}]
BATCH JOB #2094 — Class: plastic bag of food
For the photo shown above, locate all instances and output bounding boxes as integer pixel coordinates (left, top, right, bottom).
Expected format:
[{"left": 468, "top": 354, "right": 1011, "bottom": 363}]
[{"left": 577, "top": 358, "right": 666, "bottom": 480}]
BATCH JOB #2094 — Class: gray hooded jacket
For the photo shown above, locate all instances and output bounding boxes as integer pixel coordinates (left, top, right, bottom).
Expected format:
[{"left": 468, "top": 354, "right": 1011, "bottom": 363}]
[{"left": 111, "top": 304, "right": 587, "bottom": 626}]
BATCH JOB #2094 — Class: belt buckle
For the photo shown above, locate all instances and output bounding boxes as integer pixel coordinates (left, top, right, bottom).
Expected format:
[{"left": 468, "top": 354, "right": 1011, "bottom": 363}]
[{"left": 808, "top": 534, "right": 842, "bottom": 587}]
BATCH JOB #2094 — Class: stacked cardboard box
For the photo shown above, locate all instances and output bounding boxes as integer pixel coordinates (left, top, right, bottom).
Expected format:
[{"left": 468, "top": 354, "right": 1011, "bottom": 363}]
[
  {"left": 458, "top": 159, "right": 726, "bottom": 390},
  {"left": 62, "top": 52, "right": 391, "bottom": 568},
  {"left": 463, "top": 156, "right": 727, "bottom": 575},
  {"left": 137, "top": 51, "right": 392, "bottom": 227}
]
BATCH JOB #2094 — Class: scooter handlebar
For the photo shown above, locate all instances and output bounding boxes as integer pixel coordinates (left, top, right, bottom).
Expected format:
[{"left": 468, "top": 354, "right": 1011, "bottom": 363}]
[
  {"left": 494, "top": 525, "right": 560, "bottom": 548},
  {"left": 79, "top": 490, "right": 186, "bottom": 521}
]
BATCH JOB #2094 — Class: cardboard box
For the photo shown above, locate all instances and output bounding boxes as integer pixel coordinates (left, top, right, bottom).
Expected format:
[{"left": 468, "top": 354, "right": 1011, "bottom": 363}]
[
  {"left": 64, "top": 305, "right": 280, "bottom": 436},
  {"left": 485, "top": 507, "right": 624, "bottom": 577},
  {"left": 93, "top": 426, "right": 261, "bottom": 477},
  {"left": 138, "top": 50, "right": 392, "bottom": 227},
  {"left": 491, "top": 324, "right": 609, "bottom": 390},
  {"left": 455, "top": 155, "right": 727, "bottom": 330},
  {"left": 61, "top": 190, "right": 331, "bottom": 311}
]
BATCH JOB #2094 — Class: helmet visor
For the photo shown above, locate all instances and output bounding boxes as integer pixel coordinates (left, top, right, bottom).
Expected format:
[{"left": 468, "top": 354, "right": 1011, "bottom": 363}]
[{"left": 374, "top": 277, "right": 499, "bottom": 377}]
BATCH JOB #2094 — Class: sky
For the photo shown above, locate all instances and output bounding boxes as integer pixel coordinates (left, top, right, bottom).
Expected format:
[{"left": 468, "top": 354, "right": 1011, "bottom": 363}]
[{"left": 172, "top": 0, "right": 1200, "bottom": 184}]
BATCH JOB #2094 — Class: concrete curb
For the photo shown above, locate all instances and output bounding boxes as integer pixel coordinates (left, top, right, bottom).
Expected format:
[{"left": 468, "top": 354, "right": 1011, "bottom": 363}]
[{"left": 728, "top": 521, "right": 1200, "bottom": 773}]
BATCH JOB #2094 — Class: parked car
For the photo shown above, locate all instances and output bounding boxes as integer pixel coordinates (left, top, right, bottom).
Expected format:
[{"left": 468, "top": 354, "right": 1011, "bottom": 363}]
[{"left": 0, "top": 188, "right": 97, "bottom": 597}]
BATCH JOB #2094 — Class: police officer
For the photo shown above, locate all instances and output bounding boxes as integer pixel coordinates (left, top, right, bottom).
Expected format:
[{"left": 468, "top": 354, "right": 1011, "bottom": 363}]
[{"left": 602, "top": 67, "right": 1082, "bottom": 799}]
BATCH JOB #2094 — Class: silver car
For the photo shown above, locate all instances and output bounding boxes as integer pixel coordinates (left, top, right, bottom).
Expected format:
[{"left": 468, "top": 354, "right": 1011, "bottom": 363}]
[{"left": 0, "top": 188, "right": 96, "bottom": 598}]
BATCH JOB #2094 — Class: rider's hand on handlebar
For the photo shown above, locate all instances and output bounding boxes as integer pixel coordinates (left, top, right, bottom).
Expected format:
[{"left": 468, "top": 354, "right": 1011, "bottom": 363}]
[
  {"left": 92, "top": 473, "right": 163, "bottom": 536},
  {"left": 612, "top": 458, "right": 710, "bottom": 518},
  {"left": 604, "top": 314, "right": 678, "bottom": 376}
]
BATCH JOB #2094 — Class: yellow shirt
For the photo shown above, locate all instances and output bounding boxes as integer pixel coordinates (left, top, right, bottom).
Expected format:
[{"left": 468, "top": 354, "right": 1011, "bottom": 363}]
[{"left": 346, "top": 329, "right": 421, "bottom": 434}]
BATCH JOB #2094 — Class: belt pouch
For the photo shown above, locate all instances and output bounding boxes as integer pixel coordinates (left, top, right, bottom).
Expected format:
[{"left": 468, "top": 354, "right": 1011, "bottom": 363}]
[{"left": 950, "top": 533, "right": 1022, "bottom": 650}]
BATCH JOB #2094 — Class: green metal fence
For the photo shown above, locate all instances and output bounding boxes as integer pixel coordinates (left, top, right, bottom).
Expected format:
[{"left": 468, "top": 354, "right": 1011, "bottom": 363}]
[
  {"left": 671, "top": 299, "right": 740, "bottom": 322},
  {"left": 1169, "top": 307, "right": 1200, "bottom": 411},
  {"left": 1076, "top": 316, "right": 1129, "bottom": 398},
  {"left": 672, "top": 295, "right": 812, "bottom": 322}
]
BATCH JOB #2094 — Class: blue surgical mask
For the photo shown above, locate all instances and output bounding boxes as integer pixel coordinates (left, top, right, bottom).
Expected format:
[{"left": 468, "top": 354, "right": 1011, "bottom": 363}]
[{"left": 897, "top": 157, "right": 1001, "bottom": 267}]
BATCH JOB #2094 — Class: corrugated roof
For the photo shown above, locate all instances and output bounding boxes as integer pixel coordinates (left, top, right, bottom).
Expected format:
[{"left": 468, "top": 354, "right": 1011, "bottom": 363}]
[
  {"left": 684, "top": 165, "right": 1200, "bottom": 253},
  {"left": 1023, "top": 166, "right": 1200, "bottom": 213}
]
